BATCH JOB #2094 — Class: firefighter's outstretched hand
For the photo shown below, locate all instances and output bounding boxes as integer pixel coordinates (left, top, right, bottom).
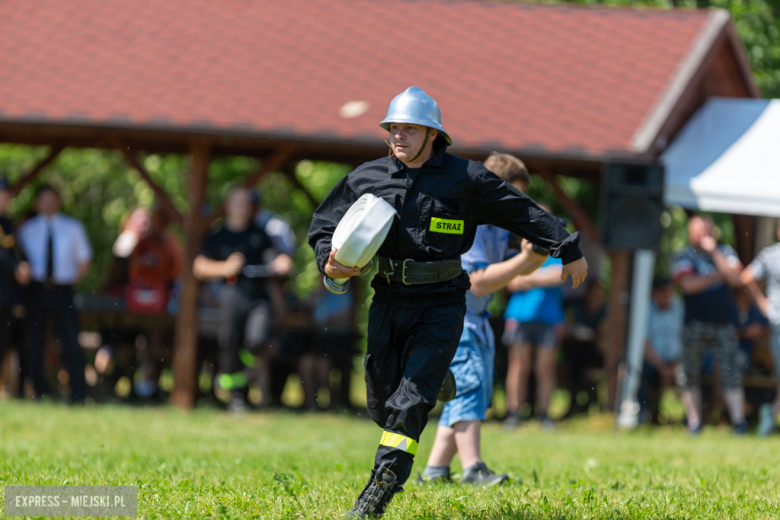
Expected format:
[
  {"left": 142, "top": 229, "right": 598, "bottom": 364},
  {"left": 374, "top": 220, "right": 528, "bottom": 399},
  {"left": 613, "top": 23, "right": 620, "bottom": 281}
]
[
  {"left": 324, "top": 249, "right": 361, "bottom": 279},
  {"left": 561, "top": 257, "right": 588, "bottom": 289}
]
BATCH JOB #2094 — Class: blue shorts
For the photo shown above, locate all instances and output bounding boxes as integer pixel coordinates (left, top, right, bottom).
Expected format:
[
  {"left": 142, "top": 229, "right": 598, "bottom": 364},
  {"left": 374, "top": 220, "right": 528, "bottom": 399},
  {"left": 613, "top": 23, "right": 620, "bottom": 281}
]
[
  {"left": 503, "top": 320, "right": 559, "bottom": 348},
  {"left": 439, "top": 323, "right": 495, "bottom": 427}
]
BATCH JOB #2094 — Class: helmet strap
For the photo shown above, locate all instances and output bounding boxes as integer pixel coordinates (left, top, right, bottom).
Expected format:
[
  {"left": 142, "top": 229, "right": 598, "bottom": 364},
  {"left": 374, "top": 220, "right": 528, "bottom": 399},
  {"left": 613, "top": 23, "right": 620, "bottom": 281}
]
[{"left": 408, "top": 130, "right": 432, "bottom": 163}]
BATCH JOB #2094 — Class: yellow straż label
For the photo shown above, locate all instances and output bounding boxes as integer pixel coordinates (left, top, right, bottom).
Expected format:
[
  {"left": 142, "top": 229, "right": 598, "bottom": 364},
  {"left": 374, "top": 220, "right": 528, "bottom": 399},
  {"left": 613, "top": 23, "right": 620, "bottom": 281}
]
[{"left": 430, "top": 218, "right": 464, "bottom": 234}]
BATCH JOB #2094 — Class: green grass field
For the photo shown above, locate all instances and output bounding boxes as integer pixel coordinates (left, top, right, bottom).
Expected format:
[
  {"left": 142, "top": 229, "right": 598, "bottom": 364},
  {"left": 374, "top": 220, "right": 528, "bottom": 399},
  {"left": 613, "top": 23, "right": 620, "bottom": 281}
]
[{"left": 2, "top": 401, "right": 779, "bottom": 519}]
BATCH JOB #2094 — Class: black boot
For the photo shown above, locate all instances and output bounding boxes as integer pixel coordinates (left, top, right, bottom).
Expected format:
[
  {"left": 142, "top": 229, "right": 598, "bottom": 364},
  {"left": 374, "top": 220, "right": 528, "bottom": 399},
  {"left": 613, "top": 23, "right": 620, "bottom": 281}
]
[
  {"left": 437, "top": 369, "right": 457, "bottom": 402},
  {"left": 344, "top": 462, "right": 398, "bottom": 519}
]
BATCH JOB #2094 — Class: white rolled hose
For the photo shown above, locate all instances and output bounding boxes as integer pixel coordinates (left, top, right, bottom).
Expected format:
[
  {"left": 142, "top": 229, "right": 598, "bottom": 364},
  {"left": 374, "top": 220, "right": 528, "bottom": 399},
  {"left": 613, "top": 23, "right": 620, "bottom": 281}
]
[{"left": 325, "top": 193, "right": 397, "bottom": 294}]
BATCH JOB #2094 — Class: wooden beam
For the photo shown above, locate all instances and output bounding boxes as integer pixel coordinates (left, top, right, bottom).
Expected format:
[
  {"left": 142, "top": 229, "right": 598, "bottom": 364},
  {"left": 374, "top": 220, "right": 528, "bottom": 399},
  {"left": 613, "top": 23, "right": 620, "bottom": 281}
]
[
  {"left": 170, "top": 142, "right": 210, "bottom": 409},
  {"left": 204, "top": 147, "right": 296, "bottom": 229},
  {"left": 282, "top": 164, "right": 319, "bottom": 209},
  {"left": 604, "top": 250, "right": 631, "bottom": 410},
  {"left": 9, "top": 145, "right": 66, "bottom": 196},
  {"left": 116, "top": 144, "right": 184, "bottom": 227},
  {"left": 536, "top": 170, "right": 600, "bottom": 243}
]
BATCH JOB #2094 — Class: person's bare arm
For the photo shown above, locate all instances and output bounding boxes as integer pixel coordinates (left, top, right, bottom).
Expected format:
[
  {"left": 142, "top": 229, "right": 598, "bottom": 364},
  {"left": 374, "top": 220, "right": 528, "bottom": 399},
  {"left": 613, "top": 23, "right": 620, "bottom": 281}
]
[
  {"left": 14, "top": 261, "right": 31, "bottom": 286},
  {"left": 507, "top": 264, "right": 563, "bottom": 293},
  {"left": 741, "top": 322, "right": 768, "bottom": 340},
  {"left": 193, "top": 253, "right": 244, "bottom": 281},
  {"left": 77, "top": 261, "right": 91, "bottom": 283},
  {"left": 469, "top": 240, "right": 548, "bottom": 297},
  {"left": 677, "top": 272, "right": 721, "bottom": 295},
  {"left": 644, "top": 339, "right": 668, "bottom": 371},
  {"left": 700, "top": 236, "right": 742, "bottom": 287},
  {"left": 269, "top": 253, "right": 293, "bottom": 277},
  {"left": 740, "top": 266, "right": 770, "bottom": 317}
]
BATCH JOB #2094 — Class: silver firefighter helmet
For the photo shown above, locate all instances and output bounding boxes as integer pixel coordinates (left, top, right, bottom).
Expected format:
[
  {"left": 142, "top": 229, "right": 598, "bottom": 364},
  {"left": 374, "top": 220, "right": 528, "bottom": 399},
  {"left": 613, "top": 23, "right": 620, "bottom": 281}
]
[{"left": 379, "top": 86, "right": 452, "bottom": 146}]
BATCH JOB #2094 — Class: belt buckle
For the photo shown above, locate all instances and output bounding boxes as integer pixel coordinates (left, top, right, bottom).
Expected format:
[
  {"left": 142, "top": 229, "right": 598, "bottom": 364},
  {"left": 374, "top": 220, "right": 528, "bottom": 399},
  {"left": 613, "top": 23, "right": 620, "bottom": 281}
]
[
  {"left": 401, "top": 259, "right": 414, "bottom": 285},
  {"left": 384, "top": 260, "right": 395, "bottom": 284}
]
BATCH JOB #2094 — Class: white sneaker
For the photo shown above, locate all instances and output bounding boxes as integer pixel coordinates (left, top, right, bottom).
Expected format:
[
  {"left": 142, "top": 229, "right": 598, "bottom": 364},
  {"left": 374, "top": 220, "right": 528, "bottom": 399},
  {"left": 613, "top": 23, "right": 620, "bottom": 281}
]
[{"left": 758, "top": 404, "right": 776, "bottom": 437}]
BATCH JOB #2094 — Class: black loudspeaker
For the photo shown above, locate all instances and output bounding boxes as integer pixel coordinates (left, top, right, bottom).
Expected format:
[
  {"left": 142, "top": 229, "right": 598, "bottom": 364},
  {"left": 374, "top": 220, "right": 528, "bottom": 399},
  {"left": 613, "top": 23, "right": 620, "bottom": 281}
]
[{"left": 602, "top": 162, "right": 664, "bottom": 250}]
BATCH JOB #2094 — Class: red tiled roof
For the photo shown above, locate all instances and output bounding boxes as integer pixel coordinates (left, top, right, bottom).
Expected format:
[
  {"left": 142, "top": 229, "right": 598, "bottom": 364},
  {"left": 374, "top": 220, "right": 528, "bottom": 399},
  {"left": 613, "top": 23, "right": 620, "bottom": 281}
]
[{"left": 0, "top": 0, "right": 718, "bottom": 157}]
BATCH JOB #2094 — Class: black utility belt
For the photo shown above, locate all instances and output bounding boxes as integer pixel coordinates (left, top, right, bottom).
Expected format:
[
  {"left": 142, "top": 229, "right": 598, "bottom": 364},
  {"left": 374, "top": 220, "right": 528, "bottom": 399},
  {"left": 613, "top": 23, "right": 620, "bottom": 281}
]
[{"left": 378, "top": 257, "right": 462, "bottom": 285}]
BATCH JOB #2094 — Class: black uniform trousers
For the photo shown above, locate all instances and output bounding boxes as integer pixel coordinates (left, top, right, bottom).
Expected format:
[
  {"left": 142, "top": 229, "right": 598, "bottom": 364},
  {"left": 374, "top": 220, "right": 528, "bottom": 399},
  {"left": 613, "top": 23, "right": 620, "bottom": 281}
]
[
  {"left": 23, "top": 282, "right": 86, "bottom": 403},
  {"left": 364, "top": 299, "right": 465, "bottom": 487}
]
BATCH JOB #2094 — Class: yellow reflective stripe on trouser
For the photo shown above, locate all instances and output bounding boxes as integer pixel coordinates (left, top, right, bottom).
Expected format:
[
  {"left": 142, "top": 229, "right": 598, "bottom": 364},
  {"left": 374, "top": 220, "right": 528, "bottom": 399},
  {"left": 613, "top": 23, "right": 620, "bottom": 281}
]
[{"left": 379, "top": 431, "right": 418, "bottom": 456}]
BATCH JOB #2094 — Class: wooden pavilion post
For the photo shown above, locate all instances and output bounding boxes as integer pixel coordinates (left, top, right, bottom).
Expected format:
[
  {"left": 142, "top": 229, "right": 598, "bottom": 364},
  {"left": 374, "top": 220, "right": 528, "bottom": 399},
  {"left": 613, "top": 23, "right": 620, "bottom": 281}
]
[
  {"left": 170, "top": 141, "right": 210, "bottom": 408},
  {"left": 604, "top": 250, "right": 630, "bottom": 410}
]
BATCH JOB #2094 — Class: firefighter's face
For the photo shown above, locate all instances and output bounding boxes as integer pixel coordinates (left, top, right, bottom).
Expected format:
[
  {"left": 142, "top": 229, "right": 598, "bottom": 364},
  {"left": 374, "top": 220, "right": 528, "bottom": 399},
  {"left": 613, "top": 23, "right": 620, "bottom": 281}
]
[{"left": 389, "top": 123, "right": 436, "bottom": 164}]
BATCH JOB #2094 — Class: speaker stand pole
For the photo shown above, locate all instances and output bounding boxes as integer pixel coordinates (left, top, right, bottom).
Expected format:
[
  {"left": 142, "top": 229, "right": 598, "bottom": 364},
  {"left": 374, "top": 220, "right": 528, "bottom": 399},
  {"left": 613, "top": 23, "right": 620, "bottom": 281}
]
[{"left": 617, "top": 249, "right": 656, "bottom": 429}]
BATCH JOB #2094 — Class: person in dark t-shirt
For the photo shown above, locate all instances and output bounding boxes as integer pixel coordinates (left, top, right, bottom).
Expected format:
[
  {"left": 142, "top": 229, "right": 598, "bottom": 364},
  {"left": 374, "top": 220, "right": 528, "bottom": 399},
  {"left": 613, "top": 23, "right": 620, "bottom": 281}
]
[
  {"left": 672, "top": 214, "right": 746, "bottom": 434},
  {"left": 194, "top": 188, "right": 282, "bottom": 412}
]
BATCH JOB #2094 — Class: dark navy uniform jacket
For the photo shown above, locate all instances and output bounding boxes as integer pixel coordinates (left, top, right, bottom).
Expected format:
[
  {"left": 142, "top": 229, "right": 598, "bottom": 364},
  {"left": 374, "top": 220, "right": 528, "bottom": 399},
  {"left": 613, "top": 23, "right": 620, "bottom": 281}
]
[
  {"left": 308, "top": 144, "right": 583, "bottom": 306},
  {"left": 0, "top": 216, "right": 22, "bottom": 306}
]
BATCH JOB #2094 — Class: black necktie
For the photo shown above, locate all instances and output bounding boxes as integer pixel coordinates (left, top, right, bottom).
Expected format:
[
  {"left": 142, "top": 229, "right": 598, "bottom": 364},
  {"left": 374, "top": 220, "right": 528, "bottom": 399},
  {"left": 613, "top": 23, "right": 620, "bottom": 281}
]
[{"left": 46, "top": 222, "right": 54, "bottom": 281}]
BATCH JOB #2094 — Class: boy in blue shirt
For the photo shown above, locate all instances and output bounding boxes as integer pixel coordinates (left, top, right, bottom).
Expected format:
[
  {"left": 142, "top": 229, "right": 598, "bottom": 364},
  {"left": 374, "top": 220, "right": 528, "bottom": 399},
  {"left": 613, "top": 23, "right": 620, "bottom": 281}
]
[{"left": 420, "top": 154, "right": 548, "bottom": 485}]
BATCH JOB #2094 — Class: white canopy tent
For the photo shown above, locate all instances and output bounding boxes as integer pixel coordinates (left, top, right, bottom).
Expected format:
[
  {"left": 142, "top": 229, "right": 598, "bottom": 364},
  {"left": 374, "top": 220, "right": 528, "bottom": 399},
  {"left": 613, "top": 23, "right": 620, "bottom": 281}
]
[{"left": 662, "top": 97, "right": 780, "bottom": 217}]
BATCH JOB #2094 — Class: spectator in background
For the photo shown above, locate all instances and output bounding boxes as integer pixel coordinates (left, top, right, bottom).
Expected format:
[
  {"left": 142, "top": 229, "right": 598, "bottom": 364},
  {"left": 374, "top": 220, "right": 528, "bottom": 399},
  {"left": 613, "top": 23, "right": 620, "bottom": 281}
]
[
  {"left": 193, "top": 188, "right": 284, "bottom": 412},
  {"left": 253, "top": 190, "right": 295, "bottom": 311},
  {"left": 254, "top": 192, "right": 297, "bottom": 262},
  {"left": 741, "top": 222, "right": 780, "bottom": 436},
  {"left": 112, "top": 205, "right": 182, "bottom": 398},
  {"left": 300, "top": 274, "right": 355, "bottom": 411},
  {"left": 422, "top": 153, "right": 547, "bottom": 486},
  {"left": 109, "top": 206, "right": 182, "bottom": 307},
  {"left": 18, "top": 185, "right": 92, "bottom": 404},
  {"left": 638, "top": 278, "right": 683, "bottom": 424},
  {"left": 672, "top": 214, "right": 746, "bottom": 434},
  {"left": 503, "top": 204, "right": 565, "bottom": 430},
  {"left": 560, "top": 280, "right": 606, "bottom": 417},
  {"left": 0, "top": 179, "right": 31, "bottom": 386},
  {"left": 125, "top": 206, "right": 181, "bottom": 309},
  {"left": 252, "top": 192, "right": 296, "bottom": 400},
  {"left": 102, "top": 207, "right": 151, "bottom": 294}
]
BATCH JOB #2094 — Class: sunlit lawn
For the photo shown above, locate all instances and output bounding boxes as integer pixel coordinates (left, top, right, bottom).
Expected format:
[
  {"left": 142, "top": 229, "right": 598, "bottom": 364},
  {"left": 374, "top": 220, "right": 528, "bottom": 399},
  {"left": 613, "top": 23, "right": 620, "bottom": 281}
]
[{"left": 2, "top": 399, "right": 779, "bottom": 519}]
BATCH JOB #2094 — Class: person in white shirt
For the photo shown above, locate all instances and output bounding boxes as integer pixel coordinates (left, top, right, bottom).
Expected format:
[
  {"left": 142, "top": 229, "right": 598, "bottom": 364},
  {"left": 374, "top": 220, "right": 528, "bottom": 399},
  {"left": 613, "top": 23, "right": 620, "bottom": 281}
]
[{"left": 17, "top": 185, "right": 92, "bottom": 403}]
